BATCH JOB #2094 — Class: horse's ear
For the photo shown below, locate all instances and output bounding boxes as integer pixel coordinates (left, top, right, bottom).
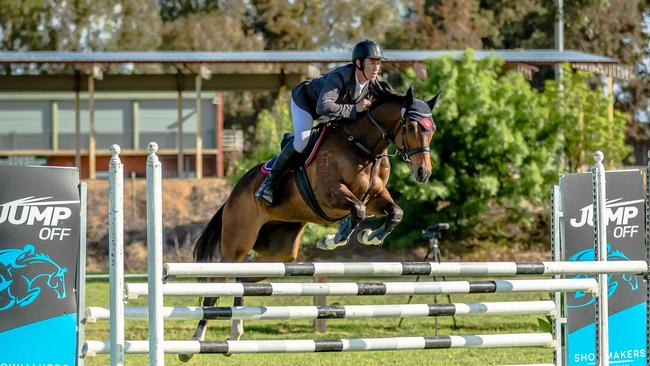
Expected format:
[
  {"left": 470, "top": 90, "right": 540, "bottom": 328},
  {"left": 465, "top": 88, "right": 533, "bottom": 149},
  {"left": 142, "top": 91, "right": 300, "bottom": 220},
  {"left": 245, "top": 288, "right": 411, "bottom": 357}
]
[
  {"left": 427, "top": 91, "right": 442, "bottom": 110},
  {"left": 405, "top": 86, "right": 414, "bottom": 104}
]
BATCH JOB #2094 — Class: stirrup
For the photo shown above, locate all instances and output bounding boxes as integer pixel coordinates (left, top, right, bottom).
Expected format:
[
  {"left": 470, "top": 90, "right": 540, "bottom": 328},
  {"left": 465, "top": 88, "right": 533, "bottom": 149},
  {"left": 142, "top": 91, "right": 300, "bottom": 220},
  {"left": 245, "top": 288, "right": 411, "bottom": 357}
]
[{"left": 256, "top": 179, "right": 274, "bottom": 205}]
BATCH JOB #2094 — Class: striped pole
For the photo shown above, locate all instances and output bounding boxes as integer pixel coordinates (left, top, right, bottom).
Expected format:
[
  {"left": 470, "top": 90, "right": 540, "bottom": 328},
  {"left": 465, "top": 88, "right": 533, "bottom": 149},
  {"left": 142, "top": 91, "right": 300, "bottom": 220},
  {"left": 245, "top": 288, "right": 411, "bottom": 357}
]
[
  {"left": 125, "top": 279, "right": 598, "bottom": 298},
  {"left": 108, "top": 145, "right": 124, "bottom": 366},
  {"left": 592, "top": 151, "right": 609, "bottom": 366},
  {"left": 164, "top": 261, "right": 647, "bottom": 278},
  {"left": 147, "top": 143, "right": 164, "bottom": 366},
  {"left": 84, "top": 333, "right": 555, "bottom": 355},
  {"left": 86, "top": 300, "right": 556, "bottom": 321}
]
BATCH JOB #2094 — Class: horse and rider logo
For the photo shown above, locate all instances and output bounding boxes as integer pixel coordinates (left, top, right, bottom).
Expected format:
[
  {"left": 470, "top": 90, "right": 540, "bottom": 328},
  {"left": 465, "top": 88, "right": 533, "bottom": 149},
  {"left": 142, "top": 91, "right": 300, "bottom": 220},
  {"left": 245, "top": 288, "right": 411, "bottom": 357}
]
[
  {"left": 0, "top": 244, "right": 68, "bottom": 311},
  {"left": 568, "top": 244, "right": 639, "bottom": 308}
]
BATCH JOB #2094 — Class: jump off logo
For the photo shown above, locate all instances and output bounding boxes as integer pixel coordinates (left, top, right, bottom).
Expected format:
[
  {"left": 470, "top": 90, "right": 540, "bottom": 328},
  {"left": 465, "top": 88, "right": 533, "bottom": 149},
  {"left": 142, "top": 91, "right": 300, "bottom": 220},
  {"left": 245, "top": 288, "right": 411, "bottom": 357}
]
[
  {"left": 0, "top": 196, "right": 79, "bottom": 241},
  {"left": 568, "top": 245, "right": 640, "bottom": 308},
  {"left": 0, "top": 244, "right": 68, "bottom": 311},
  {"left": 569, "top": 198, "right": 644, "bottom": 238}
]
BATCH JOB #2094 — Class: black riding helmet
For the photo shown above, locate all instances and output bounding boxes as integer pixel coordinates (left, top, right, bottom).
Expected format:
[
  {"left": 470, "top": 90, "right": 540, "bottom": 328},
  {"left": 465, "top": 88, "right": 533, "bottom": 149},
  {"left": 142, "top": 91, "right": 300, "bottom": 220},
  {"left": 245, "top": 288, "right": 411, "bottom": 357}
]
[
  {"left": 353, "top": 39, "right": 385, "bottom": 64},
  {"left": 352, "top": 39, "right": 385, "bottom": 80}
]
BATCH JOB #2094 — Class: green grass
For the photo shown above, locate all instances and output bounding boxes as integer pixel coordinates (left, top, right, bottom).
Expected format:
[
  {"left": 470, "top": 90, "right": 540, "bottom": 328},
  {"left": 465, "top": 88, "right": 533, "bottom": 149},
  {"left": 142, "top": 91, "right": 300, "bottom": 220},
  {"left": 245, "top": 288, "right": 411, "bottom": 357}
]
[{"left": 82, "top": 279, "right": 555, "bottom": 365}]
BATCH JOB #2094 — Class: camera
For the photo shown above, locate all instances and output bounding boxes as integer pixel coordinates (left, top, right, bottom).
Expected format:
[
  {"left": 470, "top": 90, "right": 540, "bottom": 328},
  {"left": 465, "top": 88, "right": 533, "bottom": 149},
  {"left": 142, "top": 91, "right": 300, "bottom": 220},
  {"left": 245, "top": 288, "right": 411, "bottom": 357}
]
[{"left": 421, "top": 223, "right": 449, "bottom": 239}]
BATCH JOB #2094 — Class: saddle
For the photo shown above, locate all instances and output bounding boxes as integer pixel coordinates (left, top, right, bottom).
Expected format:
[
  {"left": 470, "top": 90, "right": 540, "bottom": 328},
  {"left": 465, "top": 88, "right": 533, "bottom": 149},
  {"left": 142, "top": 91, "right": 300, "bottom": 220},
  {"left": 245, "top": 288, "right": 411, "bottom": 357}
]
[
  {"left": 261, "top": 123, "right": 329, "bottom": 174},
  {"left": 260, "top": 124, "right": 342, "bottom": 222}
]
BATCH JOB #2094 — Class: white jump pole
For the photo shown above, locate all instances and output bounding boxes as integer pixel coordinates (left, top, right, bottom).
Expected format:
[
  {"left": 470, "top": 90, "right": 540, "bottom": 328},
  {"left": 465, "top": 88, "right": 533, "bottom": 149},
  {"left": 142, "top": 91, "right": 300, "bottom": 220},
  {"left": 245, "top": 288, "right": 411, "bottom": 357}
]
[
  {"left": 109, "top": 145, "right": 125, "bottom": 366},
  {"left": 592, "top": 151, "right": 609, "bottom": 366},
  {"left": 147, "top": 142, "right": 164, "bottom": 366}
]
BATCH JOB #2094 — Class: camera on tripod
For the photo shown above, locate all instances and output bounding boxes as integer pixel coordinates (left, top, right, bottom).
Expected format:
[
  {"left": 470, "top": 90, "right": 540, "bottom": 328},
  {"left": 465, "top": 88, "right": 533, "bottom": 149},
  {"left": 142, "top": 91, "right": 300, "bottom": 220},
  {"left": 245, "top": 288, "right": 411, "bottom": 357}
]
[{"left": 421, "top": 223, "right": 449, "bottom": 239}]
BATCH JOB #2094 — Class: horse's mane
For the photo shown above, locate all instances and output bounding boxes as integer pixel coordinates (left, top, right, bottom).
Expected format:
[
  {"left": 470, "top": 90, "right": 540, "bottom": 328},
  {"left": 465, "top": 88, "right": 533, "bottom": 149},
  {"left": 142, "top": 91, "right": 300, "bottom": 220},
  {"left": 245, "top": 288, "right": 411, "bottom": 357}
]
[{"left": 369, "top": 80, "right": 405, "bottom": 105}]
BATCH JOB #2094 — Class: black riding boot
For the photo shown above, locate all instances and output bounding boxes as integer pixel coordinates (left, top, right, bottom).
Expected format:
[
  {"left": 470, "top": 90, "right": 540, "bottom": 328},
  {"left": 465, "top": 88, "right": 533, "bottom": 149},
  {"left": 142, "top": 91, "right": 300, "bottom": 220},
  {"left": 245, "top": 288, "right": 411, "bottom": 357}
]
[{"left": 255, "top": 143, "right": 299, "bottom": 205}]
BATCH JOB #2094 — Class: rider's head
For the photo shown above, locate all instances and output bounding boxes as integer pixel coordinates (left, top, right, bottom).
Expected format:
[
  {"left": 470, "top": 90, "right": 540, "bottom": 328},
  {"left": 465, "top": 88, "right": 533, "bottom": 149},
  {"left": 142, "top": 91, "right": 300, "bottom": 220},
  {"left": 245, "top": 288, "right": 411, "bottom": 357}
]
[{"left": 352, "top": 39, "right": 385, "bottom": 82}]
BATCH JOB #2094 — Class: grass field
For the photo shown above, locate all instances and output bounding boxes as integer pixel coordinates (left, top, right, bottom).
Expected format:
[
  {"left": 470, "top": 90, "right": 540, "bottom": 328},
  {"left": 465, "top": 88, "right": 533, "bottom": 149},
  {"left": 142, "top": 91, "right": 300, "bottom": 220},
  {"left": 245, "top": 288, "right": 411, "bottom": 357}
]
[{"left": 82, "top": 278, "right": 556, "bottom": 366}]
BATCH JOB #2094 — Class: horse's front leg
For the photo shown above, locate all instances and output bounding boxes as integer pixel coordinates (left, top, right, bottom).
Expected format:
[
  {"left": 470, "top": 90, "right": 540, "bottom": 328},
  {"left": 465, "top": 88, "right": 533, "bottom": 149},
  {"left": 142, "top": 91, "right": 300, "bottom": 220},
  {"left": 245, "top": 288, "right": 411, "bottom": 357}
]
[
  {"left": 357, "top": 189, "right": 403, "bottom": 246},
  {"left": 317, "top": 184, "right": 366, "bottom": 250}
]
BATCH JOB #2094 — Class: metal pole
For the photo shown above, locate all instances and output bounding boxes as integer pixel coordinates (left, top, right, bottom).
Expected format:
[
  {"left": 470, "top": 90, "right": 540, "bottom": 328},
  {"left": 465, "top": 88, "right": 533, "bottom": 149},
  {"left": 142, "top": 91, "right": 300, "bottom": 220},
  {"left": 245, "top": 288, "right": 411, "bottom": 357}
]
[
  {"left": 554, "top": 0, "right": 564, "bottom": 83},
  {"left": 76, "top": 182, "right": 87, "bottom": 366},
  {"left": 147, "top": 142, "right": 164, "bottom": 365},
  {"left": 552, "top": 185, "right": 564, "bottom": 366},
  {"left": 74, "top": 71, "right": 81, "bottom": 172},
  {"left": 109, "top": 145, "right": 125, "bottom": 365},
  {"left": 592, "top": 151, "right": 609, "bottom": 366}
]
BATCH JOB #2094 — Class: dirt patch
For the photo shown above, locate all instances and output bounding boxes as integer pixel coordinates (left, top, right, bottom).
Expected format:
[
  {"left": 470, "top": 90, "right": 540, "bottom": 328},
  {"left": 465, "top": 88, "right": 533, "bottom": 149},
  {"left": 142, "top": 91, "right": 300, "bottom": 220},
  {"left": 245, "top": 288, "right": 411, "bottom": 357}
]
[{"left": 85, "top": 178, "right": 550, "bottom": 272}]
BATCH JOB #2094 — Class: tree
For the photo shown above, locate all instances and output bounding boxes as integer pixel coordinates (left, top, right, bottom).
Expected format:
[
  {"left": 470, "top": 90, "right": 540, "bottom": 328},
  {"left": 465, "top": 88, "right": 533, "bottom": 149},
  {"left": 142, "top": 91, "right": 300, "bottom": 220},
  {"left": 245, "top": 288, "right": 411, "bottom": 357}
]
[
  {"left": 385, "top": 0, "right": 494, "bottom": 49},
  {"left": 546, "top": 64, "right": 632, "bottom": 170},
  {"left": 388, "top": 51, "right": 562, "bottom": 247}
]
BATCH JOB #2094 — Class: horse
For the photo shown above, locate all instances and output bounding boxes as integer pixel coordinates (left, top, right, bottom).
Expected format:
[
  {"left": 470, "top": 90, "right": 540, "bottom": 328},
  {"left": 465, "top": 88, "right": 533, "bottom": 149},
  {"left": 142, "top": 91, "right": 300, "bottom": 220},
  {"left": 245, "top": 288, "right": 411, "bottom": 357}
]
[
  {"left": 567, "top": 244, "right": 640, "bottom": 308},
  {"left": 179, "top": 86, "right": 439, "bottom": 362},
  {"left": 0, "top": 244, "right": 68, "bottom": 311}
]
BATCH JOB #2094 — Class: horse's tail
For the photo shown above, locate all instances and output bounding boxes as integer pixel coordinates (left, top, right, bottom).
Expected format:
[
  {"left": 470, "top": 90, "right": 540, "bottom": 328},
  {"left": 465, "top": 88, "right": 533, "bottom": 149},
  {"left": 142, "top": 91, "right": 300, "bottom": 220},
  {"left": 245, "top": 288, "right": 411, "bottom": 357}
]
[{"left": 193, "top": 204, "right": 224, "bottom": 263}]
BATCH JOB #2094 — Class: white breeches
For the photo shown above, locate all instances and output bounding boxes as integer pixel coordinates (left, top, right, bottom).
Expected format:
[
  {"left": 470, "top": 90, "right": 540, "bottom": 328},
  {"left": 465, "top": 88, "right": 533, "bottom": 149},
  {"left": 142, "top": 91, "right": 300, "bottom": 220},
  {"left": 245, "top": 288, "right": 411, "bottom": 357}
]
[{"left": 290, "top": 97, "right": 314, "bottom": 153}]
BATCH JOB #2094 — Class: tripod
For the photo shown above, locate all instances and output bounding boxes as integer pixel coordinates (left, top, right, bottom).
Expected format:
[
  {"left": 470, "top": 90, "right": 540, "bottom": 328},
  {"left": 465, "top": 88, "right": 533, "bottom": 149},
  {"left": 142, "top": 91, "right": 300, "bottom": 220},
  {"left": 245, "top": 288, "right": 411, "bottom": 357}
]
[{"left": 398, "top": 223, "right": 457, "bottom": 334}]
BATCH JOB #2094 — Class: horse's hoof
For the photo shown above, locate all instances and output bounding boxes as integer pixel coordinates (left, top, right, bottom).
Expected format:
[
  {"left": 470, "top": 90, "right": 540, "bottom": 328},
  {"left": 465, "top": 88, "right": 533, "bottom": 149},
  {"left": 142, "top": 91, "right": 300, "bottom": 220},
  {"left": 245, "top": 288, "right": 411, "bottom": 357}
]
[
  {"left": 178, "top": 353, "right": 194, "bottom": 362},
  {"left": 357, "top": 229, "right": 382, "bottom": 246},
  {"left": 316, "top": 235, "right": 347, "bottom": 250}
]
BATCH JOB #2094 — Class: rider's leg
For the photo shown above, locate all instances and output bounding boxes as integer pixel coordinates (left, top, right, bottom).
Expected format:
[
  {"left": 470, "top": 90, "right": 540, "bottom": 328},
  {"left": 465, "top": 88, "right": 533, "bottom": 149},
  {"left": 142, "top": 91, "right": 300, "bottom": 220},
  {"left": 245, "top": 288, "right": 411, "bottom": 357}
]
[{"left": 255, "top": 97, "right": 311, "bottom": 205}]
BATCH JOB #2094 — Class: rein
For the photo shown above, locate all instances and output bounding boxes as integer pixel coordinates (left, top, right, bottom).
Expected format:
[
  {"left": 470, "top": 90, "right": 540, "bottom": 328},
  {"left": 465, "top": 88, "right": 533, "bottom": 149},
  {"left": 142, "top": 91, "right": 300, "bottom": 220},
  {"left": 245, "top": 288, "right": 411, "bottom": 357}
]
[{"left": 366, "top": 109, "right": 430, "bottom": 164}]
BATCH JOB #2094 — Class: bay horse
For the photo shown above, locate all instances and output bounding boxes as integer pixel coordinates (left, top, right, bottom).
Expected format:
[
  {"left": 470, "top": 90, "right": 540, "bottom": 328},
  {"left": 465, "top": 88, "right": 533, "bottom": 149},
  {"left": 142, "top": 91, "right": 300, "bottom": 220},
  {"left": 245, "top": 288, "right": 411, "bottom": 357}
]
[{"left": 179, "top": 86, "right": 439, "bottom": 361}]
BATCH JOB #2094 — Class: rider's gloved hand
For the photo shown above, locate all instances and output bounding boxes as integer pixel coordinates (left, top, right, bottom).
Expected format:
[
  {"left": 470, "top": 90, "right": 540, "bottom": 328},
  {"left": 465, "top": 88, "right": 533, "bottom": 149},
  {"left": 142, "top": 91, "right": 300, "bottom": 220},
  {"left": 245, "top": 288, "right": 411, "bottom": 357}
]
[{"left": 356, "top": 99, "right": 372, "bottom": 112}]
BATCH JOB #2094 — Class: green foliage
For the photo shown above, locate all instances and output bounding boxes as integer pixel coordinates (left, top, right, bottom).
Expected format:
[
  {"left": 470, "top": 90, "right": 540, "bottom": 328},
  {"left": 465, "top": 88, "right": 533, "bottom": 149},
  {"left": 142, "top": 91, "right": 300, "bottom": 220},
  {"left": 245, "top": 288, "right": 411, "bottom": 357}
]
[
  {"left": 387, "top": 51, "right": 562, "bottom": 247},
  {"left": 544, "top": 64, "right": 631, "bottom": 170},
  {"left": 228, "top": 88, "right": 293, "bottom": 179},
  {"left": 385, "top": 51, "right": 632, "bottom": 249}
]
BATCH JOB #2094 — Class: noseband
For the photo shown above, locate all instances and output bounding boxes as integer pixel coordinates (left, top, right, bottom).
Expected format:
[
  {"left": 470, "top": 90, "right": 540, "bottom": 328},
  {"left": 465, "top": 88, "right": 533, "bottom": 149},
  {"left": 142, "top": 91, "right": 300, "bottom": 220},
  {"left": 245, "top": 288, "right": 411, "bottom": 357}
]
[{"left": 366, "top": 109, "right": 430, "bottom": 164}]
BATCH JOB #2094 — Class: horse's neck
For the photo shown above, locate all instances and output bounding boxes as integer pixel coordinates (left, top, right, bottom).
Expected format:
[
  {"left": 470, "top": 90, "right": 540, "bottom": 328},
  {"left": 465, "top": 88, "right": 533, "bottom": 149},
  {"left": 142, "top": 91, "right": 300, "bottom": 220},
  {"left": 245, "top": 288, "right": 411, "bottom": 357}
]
[{"left": 347, "top": 103, "right": 400, "bottom": 155}]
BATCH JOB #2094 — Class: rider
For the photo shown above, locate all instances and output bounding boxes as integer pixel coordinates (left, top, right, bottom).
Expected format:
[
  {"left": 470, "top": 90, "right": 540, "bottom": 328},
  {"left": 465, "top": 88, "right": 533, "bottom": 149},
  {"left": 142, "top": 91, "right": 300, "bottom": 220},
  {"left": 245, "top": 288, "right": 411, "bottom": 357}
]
[{"left": 256, "top": 39, "right": 389, "bottom": 205}]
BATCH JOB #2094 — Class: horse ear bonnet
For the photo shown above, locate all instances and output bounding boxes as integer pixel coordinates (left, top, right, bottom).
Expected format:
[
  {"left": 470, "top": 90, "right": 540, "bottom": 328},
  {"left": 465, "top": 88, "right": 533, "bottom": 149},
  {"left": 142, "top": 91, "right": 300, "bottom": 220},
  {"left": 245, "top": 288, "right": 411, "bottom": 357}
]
[{"left": 405, "top": 100, "right": 435, "bottom": 131}]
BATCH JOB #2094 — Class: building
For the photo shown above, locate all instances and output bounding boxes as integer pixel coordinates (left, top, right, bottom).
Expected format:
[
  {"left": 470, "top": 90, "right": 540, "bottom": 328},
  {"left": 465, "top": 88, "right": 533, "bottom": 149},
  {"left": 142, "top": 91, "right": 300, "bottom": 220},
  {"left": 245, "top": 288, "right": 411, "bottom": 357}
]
[{"left": 0, "top": 50, "right": 631, "bottom": 178}]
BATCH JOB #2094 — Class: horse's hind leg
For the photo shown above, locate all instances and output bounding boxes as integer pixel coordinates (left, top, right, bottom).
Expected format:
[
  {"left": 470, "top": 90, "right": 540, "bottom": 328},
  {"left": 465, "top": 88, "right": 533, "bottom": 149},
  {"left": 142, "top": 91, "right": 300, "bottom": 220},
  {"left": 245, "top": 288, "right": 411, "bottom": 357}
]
[
  {"left": 228, "top": 222, "right": 306, "bottom": 343},
  {"left": 178, "top": 278, "right": 223, "bottom": 363}
]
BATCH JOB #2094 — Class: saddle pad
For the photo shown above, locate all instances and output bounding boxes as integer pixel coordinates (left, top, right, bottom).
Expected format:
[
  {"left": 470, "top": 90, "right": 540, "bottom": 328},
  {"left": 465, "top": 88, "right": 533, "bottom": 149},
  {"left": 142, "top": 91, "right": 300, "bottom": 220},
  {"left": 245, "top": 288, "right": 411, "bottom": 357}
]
[{"left": 261, "top": 124, "right": 329, "bottom": 174}]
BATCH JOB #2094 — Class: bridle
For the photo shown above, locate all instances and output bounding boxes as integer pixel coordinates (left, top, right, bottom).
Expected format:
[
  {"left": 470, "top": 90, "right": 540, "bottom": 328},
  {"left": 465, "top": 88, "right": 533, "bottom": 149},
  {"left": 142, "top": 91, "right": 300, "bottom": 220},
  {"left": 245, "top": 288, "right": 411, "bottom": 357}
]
[{"left": 366, "top": 108, "right": 430, "bottom": 165}]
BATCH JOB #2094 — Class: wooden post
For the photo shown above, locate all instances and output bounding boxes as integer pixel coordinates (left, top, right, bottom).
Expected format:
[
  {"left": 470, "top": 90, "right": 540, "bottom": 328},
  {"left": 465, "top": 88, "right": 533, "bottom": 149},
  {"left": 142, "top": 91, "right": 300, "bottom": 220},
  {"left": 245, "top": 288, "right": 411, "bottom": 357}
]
[
  {"left": 607, "top": 75, "right": 614, "bottom": 122},
  {"left": 88, "top": 74, "right": 96, "bottom": 179},
  {"left": 314, "top": 276, "right": 327, "bottom": 333},
  {"left": 216, "top": 91, "right": 224, "bottom": 178},
  {"left": 195, "top": 75, "right": 203, "bottom": 178},
  {"left": 132, "top": 101, "right": 140, "bottom": 150},
  {"left": 51, "top": 101, "right": 58, "bottom": 150},
  {"left": 177, "top": 73, "right": 184, "bottom": 178}
]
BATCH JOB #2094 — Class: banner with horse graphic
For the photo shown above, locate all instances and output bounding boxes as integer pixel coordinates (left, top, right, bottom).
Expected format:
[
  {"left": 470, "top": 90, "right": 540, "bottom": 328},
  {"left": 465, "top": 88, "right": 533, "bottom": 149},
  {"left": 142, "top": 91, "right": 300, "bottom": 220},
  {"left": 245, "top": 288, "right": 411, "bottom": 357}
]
[
  {"left": 0, "top": 166, "right": 80, "bottom": 366},
  {"left": 562, "top": 171, "right": 647, "bottom": 366}
]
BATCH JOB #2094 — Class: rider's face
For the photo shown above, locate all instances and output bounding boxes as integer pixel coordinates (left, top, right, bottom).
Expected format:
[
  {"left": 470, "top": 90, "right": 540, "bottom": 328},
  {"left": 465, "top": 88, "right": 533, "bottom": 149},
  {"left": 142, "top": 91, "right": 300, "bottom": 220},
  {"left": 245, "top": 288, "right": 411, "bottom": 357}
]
[{"left": 359, "top": 58, "right": 382, "bottom": 81}]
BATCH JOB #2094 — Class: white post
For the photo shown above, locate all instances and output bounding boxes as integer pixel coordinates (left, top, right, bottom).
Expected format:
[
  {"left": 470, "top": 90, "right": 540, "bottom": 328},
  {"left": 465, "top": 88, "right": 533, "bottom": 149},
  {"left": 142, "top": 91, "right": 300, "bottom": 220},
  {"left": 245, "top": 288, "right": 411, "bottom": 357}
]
[
  {"left": 645, "top": 150, "right": 650, "bottom": 361},
  {"left": 109, "top": 145, "right": 125, "bottom": 365},
  {"left": 76, "top": 182, "right": 87, "bottom": 366},
  {"left": 592, "top": 151, "right": 609, "bottom": 366},
  {"left": 551, "top": 185, "right": 563, "bottom": 366},
  {"left": 147, "top": 142, "right": 164, "bottom": 365}
]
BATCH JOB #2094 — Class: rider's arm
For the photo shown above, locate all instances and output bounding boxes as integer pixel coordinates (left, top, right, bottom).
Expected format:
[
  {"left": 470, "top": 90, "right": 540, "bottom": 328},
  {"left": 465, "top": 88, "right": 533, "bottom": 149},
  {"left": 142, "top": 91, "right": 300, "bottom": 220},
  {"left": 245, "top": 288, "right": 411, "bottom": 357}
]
[{"left": 316, "top": 73, "right": 356, "bottom": 120}]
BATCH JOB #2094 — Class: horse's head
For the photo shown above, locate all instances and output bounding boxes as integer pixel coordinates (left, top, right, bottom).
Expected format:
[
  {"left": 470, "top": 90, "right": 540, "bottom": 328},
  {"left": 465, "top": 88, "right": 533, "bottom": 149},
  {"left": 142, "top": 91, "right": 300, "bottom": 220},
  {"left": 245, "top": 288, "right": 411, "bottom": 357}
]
[
  {"left": 48, "top": 266, "right": 68, "bottom": 299},
  {"left": 392, "top": 87, "right": 439, "bottom": 182}
]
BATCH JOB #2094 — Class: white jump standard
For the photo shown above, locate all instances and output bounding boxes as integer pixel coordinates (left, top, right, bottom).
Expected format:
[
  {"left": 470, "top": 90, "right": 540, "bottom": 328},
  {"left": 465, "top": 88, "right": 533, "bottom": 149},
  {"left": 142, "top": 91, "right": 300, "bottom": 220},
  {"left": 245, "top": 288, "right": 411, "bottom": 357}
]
[{"left": 82, "top": 145, "right": 650, "bottom": 366}]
